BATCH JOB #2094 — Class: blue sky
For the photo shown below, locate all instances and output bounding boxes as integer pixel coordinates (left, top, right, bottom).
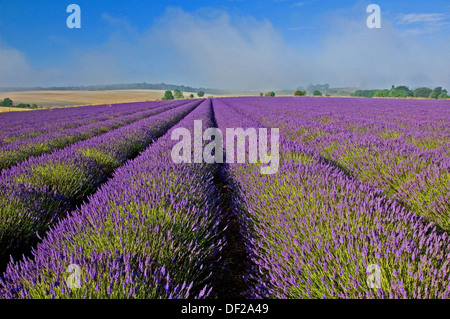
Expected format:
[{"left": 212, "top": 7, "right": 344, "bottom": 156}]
[{"left": 0, "top": 0, "right": 449, "bottom": 90}]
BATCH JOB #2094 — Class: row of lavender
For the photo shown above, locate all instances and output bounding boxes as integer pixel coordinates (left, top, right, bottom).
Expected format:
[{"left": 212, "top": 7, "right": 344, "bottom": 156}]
[
  {"left": 0, "top": 99, "right": 225, "bottom": 298},
  {"left": 213, "top": 98, "right": 450, "bottom": 298},
  {"left": 0, "top": 100, "right": 191, "bottom": 171},
  {"left": 0, "top": 100, "right": 200, "bottom": 270},
  {"left": 0, "top": 100, "right": 174, "bottom": 145},
  {"left": 227, "top": 97, "right": 450, "bottom": 232}
]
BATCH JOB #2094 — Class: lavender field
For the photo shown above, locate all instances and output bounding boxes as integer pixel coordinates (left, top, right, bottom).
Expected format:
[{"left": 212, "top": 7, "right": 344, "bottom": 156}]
[{"left": 0, "top": 96, "right": 449, "bottom": 299}]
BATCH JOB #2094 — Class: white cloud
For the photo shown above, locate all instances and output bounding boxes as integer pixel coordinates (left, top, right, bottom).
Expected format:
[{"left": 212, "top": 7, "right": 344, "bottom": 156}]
[
  {"left": 147, "top": 7, "right": 450, "bottom": 90},
  {"left": 398, "top": 13, "right": 446, "bottom": 24},
  {"left": 149, "top": 7, "right": 297, "bottom": 90},
  {"left": 396, "top": 13, "right": 448, "bottom": 35},
  {"left": 310, "top": 17, "right": 449, "bottom": 88},
  {"left": 101, "top": 12, "right": 137, "bottom": 34},
  {"left": 0, "top": 41, "right": 34, "bottom": 87}
]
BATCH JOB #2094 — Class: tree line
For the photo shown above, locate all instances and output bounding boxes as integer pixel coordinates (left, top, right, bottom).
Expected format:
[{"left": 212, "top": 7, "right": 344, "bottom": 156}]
[
  {"left": 0, "top": 98, "right": 39, "bottom": 109},
  {"left": 0, "top": 83, "right": 228, "bottom": 95},
  {"left": 161, "top": 90, "right": 205, "bottom": 100},
  {"left": 259, "top": 92, "right": 276, "bottom": 97},
  {"left": 352, "top": 85, "right": 449, "bottom": 99}
]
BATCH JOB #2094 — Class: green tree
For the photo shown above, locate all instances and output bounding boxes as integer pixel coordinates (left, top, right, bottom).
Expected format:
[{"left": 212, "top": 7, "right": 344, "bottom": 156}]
[
  {"left": 189, "top": 94, "right": 194, "bottom": 98},
  {"left": 259, "top": 92, "right": 264, "bottom": 97},
  {"left": 374, "top": 89, "right": 389, "bottom": 97},
  {"left": 16, "top": 104, "right": 32, "bottom": 108},
  {"left": 389, "top": 85, "right": 412, "bottom": 98},
  {"left": 0, "top": 98, "right": 13, "bottom": 106},
  {"left": 294, "top": 90, "right": 306, "bottom": 96},
  {"left": 265, "top": 91, "right": 275, "bottom": 97},
  {"left": 389, "top": 89, "right": 407, "bottom": 98},
  {"left": 438, "top": 93, "right": 449, "bottom": 99},
  {"left": 173, "top": 89, "right": 184, "bottom": 99},
  {"left": 197, "top": 91, "right": 205, "bottom": 97},
  {"left": 313, "top": 90, "right": 322, "bottom": 96},
  {"left": 430, "top": 87, "right": 448, "bottom": 99},
  {"left": 162, "top": 91, "right": 174, "bottom": 100},
  {"left": 352, "top": 90, "right": 377, "bottom": 98},
  {"left": 413, "top": 87, "right": 432, "bottom": 98}
]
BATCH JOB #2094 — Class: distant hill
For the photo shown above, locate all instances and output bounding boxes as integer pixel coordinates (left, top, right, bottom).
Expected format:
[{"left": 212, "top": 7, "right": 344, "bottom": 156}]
[
  {"left": 0, "top": 82, "right": 368, "bottom": 97},
  {"left": 0, "top": 83, "right": 230, "bottom": 95}
]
